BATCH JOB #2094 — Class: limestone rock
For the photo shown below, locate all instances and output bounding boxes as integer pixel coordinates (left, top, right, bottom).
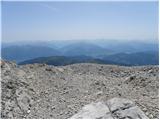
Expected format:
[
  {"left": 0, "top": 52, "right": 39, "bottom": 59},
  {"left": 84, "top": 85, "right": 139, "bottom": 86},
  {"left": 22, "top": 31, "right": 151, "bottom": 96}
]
[
  {"left": 70, "top": 102, "right": 113, "bottom": 119},
  {"left": 70, "top": 98, "right": 148, "bottom": 119},
  {"left": 107, "top": 98, "right": 148, "bottom": 119}
]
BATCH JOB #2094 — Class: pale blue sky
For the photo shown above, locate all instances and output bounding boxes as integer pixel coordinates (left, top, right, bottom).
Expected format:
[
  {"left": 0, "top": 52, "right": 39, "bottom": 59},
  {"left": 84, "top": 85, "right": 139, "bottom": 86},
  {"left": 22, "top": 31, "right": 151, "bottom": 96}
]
[{"left": 2, "top": 1, "right": 158, "bottom": 42}]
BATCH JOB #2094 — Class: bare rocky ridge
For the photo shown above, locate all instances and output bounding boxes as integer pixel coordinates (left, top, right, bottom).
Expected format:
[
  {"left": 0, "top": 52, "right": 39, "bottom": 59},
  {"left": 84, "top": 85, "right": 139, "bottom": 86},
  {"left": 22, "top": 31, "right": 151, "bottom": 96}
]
[{"left": 1, "top": 60, "right": 159, "bottom": 119}]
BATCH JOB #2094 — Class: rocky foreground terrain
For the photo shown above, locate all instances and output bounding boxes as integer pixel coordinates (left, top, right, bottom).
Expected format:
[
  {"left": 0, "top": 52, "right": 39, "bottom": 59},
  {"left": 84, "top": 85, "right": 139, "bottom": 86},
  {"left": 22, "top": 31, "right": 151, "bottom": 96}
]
[{"left": 1, "top": 60, "right": 159, "bottom": 119}]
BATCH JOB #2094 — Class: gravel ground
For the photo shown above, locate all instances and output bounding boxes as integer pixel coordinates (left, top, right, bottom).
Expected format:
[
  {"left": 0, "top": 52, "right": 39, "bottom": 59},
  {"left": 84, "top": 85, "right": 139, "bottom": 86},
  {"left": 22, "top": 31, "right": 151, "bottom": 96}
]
[{"left": 1, "top": 60, "right": 159, "bottom": 119}]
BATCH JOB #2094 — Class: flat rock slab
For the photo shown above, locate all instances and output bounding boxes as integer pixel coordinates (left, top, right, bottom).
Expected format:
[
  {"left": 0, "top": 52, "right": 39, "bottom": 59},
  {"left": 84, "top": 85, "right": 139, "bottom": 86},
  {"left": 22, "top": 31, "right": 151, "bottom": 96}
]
[
  {"left": 70, "top": 98, "right": 148, "bottom": 119},
  {"left": 70, "top": 102, "right": 113, "bottom": 119}
]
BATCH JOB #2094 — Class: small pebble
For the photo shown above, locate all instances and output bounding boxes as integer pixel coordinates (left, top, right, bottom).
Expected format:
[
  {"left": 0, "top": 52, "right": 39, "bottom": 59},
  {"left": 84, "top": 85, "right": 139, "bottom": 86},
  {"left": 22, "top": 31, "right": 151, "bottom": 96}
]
[
  {"left": 27, "top": 110, "right": 30, "bottom": 113},
  {"left": 149, "top": 114, "right": 153, "bottom": 118}
]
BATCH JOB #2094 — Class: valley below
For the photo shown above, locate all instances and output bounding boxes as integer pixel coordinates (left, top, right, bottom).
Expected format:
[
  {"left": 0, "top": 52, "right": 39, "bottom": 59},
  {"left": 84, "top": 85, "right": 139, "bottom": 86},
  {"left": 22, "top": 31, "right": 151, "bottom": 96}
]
[{"left": 1, "top": 60, "right": 159, "bottom": 119}]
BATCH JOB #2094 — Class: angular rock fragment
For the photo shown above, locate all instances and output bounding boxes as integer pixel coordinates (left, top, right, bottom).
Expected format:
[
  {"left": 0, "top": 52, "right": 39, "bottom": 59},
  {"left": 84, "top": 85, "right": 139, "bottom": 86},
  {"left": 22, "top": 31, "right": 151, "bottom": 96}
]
[
  {"left": 70, "top": 102, "right": 113, "bottom": 119},
  {"left": 106, "top": 98, "right": 148, "bottom": 119},
  {"left": 70, "top": 98, "right": 148, "bottom": 119}
]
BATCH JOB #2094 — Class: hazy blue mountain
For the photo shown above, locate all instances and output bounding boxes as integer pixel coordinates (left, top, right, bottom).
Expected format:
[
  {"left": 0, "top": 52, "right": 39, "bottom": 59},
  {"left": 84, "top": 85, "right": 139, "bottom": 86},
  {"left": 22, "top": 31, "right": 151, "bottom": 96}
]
[
  {"left": 1, "top": 45, "right": 61, "bottom": 62},
  {"left": 92, "top": 40, "right": 159, "bottom": 53},
  {"left": 61, "top": 42, "right": 113, "bottom": 57},
  {"left": 102, "top": 51, "right": 159, "bottom": 66},
  {"left": 19, "top": 56, "right": 119, "bottom": 66},
  {"left": 2, "top": 40, "right": 158, "bottom": 66}
]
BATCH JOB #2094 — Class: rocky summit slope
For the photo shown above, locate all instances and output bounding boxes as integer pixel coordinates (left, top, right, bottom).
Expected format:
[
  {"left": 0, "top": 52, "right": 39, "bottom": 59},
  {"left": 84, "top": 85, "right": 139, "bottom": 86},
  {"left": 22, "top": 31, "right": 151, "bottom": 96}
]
[{"left": 1, "top": 60, "right": 159, "bottom": 119}]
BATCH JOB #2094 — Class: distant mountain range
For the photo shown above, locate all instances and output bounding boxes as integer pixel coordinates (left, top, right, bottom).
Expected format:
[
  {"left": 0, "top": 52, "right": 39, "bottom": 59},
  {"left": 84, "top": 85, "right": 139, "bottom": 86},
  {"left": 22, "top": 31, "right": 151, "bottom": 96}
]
[
  {"left": 19, "top": 56, "right": 120, "bottom": 66},
  {"left": 60, "top": 42, "right": 113, "bottom": 57},
  {"left": 1, "top": 41, "right": 159, "bottom": 66},
  {"left": 103, "top": 51, "right": 159, "bottom": 66},
  {"left": 19, "top": 51, "right": 158, "bottom": 66},
  {"left": 91, "top": 40, "right": 159, "bottom": 53},
  {"left": 1, "top": 45, "right": 61, "bottom": 62}
]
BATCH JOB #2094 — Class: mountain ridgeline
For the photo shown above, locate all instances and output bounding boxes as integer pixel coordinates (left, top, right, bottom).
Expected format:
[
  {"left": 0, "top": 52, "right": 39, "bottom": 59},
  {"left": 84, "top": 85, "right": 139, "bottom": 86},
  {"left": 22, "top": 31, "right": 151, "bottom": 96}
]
[
  {"left": 19, "top": 56, "right": 121, "bottom": 66},
  {"left": 1, "top": 45, "right": 60, "bottom": 62},
  {"left": 1, "top": 41, "right": 159, "bottom": 66}
]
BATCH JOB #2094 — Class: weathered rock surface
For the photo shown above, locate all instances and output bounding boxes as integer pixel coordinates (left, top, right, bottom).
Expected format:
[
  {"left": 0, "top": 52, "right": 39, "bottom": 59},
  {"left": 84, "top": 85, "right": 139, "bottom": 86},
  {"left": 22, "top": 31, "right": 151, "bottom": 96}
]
[
  {"left": 70, "top": 101, "right": 113, "bottom": 119},
  {"left": 70, "top": 98, "right": 148, "bottom": 119},
  {"left": 107, "top": 98, "right": 149, "bottom": 119},
  {"left": 1, "top": 60, "right": 159, "bottom": 119}
]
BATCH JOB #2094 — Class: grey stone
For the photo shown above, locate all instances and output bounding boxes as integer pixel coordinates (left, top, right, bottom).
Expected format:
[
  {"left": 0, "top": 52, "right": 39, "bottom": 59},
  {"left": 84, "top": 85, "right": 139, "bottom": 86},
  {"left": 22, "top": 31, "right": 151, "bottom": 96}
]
[
  {"left": 70, "top": 98, "right": 148, "bottom": 119},
  {"left": 70, "top": 102, "right": 113, "bottom": 119},
  {"left": 106, "top": 98, "right": 148, "bottom": 119}
]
